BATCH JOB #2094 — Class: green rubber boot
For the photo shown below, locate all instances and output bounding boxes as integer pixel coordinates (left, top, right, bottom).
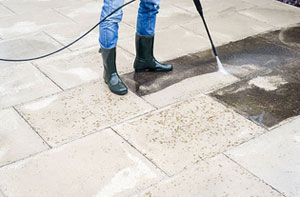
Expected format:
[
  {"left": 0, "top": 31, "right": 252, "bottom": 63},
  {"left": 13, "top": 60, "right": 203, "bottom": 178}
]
[
  {"left": 99, "top": 47, "right": 128, "bottom": 95},
  {"left": 133, "top": 34, "right": 173, "bottom": 73}
]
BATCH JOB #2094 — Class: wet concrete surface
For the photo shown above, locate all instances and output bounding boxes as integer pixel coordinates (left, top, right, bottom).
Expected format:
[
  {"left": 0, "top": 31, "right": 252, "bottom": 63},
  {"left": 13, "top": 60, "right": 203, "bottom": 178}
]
[
  {"left": 121, "top": 24, "right": 300, "bottom": 96},
  {"left": 211, "top": 69, "right": 300, "bottom": 128}
]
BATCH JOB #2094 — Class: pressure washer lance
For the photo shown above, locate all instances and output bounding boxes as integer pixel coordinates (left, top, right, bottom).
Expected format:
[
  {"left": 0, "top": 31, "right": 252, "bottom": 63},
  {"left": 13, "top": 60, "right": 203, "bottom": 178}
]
[
  {"left": 193, "top": 0, "right": 228, "bottom": 74},
  {"left": 0, "top": 0, "right": 136, "bottom": 62}
]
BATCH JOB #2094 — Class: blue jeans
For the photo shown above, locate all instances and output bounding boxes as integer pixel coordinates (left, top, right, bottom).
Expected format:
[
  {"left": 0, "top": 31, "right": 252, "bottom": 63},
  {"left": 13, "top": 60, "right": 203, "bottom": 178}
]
[{"left": 99, "top": 0, "right": 160, "bottom": 49}]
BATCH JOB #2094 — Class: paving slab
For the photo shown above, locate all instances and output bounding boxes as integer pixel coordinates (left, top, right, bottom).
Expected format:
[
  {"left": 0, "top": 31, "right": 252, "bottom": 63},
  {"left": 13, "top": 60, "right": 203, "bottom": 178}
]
[
  {"left": 183, "top": 12, "right": 275, "bottom": 45},
  {"left": 226, "top": 117, "right": 300, "bottom": 197},
  {"left": 0, "top": 4, "right": 14, "bottom": 18},
  {"left": 238, "top": 2, "right": 300, "bottom": 28},
  {"left": 136, "top": 154, "right": 282, "bottom": 197},
  {"left": 113, "top": 95, "right": 265, "bottom": 175},
  {"left": 142, "top": 72, "right": 238, "bottom": 108},
  {"left": 212, "top": 68, "right": 300, "bottom": 128},
  {"left": 36, "top": 47, "right": 134, "bottom": 90},
  {"left": 0, "top": 129, "right": 165, "bottom": 197},
  {"left": 0, "top": 32, "right": 68, "bottom": 68},
  {"left": 16, "top": 81, "right": 154, "bottom": 147},
  {"left": 259, "top": 24, "right": 300, "bottom": 51},
  {"left": 0, "top": 9, "right": 74, "bottom": 39},
  {"left": 0, "top": 63, "right": 61, "bottom": 109},
  {"left": 0, "top": 190, "right": 3, "bottom": 197},
  {"left": 118, "top": 25, "right": 209, "bottom": 62},
  {"left": 0, "top": 108, "right": 49, "bottom": 167},
  {"left": 55, "top": 1, "right": 103, "bottom": 27}
]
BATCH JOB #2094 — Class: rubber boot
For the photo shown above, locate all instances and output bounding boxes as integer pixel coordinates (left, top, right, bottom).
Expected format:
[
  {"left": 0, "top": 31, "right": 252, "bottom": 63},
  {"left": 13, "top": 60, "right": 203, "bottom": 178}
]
[
  {"left": 134, "top": 34, "right": 173, "bottom": 73},
  {"left": 99, "top": 47, "right": 128, "bottom": 95}
]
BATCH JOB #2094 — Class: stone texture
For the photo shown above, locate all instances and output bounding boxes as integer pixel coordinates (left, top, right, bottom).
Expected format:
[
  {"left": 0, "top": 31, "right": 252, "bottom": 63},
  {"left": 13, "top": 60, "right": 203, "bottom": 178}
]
[
  {"left": 226, "top": 117, "right": 300, "bottom": 197},
  {"left": 36, "top": 47, "right": 134, "bottom": 90},
  {"left": 0, "top": 63, "right": 61, "bottom": 109},
  {"left": 0, "top": 32, "right": 69, "bottom": 68},
  {"left": 183, "top": 12, "right": 274, "bottom": 44},
  {"left": 143, "top": 72, "right": 239, "bottom": 108},
  {"left": 118, "top": 26, "right": 209, "bottom": 61},
  {"left": 16, "top": 81, "right": 154, "bottom": 147},
  {"left": 238, "top": 2, "right": 300, "bottom": 28},
  {"left": 0, "top": 108, "right": 48, "bottom": 167},
  {"left": 113, "top": 95, "right": 265, "bottom": 175},
  {"left": 0, "top": 129, "right": 165, "bottom": 197},
  {"left": 136, "top": 155, "right": 282, "bottom": 197},
  {"left": 0, "top": 10, "right": 74, "bottom": 39}
]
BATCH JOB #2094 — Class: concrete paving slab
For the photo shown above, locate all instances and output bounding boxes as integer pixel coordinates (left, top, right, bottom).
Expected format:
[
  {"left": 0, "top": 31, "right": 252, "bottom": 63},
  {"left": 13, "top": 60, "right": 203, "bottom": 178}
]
[
  {"left": 36, "top": 47, "right": 134, "bottom": 90},
  {"left": 239, "top": 2, "right": 300, "bottom": 28},
  {"left": 0, "top": 0, "right": 78, "bottom": 14},
  {"left": 55, "top": 1, "right": 102, "bottom": 27},
  {"left": 0, "top": 9, "right": 74, "bottom": 39},
  {"left": 0, "top": 4, "right": 14, "bottom": 18},
  {"left": 0, "top": 63, "right": 61, "bottom": 109},
  {"left": 0, "top": 32, "right": 68, "bottom": 68},
  {"left": 226, "top": 117, "right": 300, "bottom": 197},
  {"left": 183, "top": 12, "right": 275, "bottom": 45},
  {"left": 118, "top": 25, "right": 209, "bottom": 62},
  {"left": 142, "top": 72, "right": 239, "bottom": 108},
  {"left": 136, "top": 154, "right": 282, "bottom": 197},
  {"left": 212, "top": 69, "right": 300, "bottom": 128},
  {"left": 113, "top": 95, "right": 265, "bottom": 175},
  {"left": 259, "top": 24, "right": 300, "bottom": 51},
  {"left": 0, "top": 108, "right": 49, "bottom": 167},
  {"left": 0, "top": 129, "right": 165, "bottom": 197},
  {"left": 121, "top": 54, "right": 216, "bottom": 97},
  {"left": 241, "top": 0, "right": 275, "bottom": 6},
  {"left": 16, "top": 81, "right": 154, "bottom": 147},
  {"left": 0, "top": 190, "right": 3, "bottom": 197}
]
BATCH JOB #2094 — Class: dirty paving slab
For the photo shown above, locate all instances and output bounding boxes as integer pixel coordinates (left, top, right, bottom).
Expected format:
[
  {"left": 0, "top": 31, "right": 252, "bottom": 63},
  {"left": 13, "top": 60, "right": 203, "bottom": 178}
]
[
  {"left": 211, "top": 68, "right": 300, "bottom": 128},
  {"left": 113, "top": 95, "right": 265, "bottom": 176},
  {"left": 0, "top": 108, "right": 49, "bottom": 167},
  {"left": 0, "top": 129, "right": 166, "bottom": 197},
  {"left": 226, "top": 117, "right": 300, "bottom": 197},
  {"left": 136, "top": 154, "right": 282, "bottom": 197},
  {"left": 16, "top": 81, "right": 154, "bottom": 147}
]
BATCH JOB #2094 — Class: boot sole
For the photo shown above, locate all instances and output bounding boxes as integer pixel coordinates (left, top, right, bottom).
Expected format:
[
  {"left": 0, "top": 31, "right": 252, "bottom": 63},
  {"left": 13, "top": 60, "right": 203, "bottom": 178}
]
[{"left": 134, "top": 67, "right": 173, "bottom": 73}]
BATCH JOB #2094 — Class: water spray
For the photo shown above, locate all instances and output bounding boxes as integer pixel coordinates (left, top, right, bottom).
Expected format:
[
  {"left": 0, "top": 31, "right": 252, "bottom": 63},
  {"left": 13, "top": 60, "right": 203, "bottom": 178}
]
[{"left": 193, "top": 0, "right": 228, "bottom": 74}]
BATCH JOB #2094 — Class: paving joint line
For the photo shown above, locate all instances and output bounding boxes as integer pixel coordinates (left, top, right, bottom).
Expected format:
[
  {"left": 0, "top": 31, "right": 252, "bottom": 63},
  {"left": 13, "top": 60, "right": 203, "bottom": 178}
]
[
  {"left": 51, "top": 7, "right": 79, "bottom": 25},
  {"left": 31, "top": 62, "right": 65, "bottom": 91},
  {"left": 222, "top": 153, "right": 287, "bottom": 197},
  {"left": 0, "top": 2, "right": 16, "bottom": 14},
  {"left": 110, "top": 127, "right": 171, "bottom": 177},
  {"left": 12, "top": 106, "right": 52, "bottom": 149},
  {"left": 42, "top": 31, "right": 72, "bottom": 53}
]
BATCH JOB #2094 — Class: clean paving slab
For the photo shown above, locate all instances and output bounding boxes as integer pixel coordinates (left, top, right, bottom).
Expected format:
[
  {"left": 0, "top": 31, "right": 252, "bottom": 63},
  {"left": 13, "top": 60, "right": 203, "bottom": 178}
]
[
  {"left": 0, "top": 32, "right": 68, "bottom": 68},
  {"left": 0, "top": 108, "right": 49, "bottom": 167},
  {"left": 226, "top": 117, "right": 300, "bottom": 197},
  {"left": 0, "top": 9, "right": 74, "bottom": 39},
  {"left": 143, "top": 71, "right": 239, "bottom": 108},
  {"left": 238, "top": 2, "right": 300, "bottom": 28},
  {"left": 113, "top": 94, "right": 265, "bottom": 175},
  {"left": 136, "top": 154, "right": 282, "bottom": 197},
  {"left": 0, "top": 190, "right": 3, "bottom": 197},
  {"left": 0, "top": 63, "right": 61, "bottom": 109},
  {"left": 118, "top": 26, "right": 209, "bottom": 62},
  {"left": 16, "top": 81, "right": 155, "bottom": 147},
  {"left": 36, "top": 47, "right": 134, "bottom": 90},
  {"left": 183, "top": 12, "right": 275, "bottom": 45},
  {"left": 0, "top": 129, "right": 165, "bottom": 197}
]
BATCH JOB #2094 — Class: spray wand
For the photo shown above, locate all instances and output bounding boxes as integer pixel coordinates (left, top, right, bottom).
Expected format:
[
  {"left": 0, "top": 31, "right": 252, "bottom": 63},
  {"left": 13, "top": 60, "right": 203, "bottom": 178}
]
[{"left": 193, "top": 0, "right": 228, "bottom": 74}]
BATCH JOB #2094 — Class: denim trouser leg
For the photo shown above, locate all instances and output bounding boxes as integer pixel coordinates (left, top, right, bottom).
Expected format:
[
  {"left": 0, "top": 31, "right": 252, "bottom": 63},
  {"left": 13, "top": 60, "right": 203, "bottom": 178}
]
[
  {"left": 99, "top": 0, "right": 124, "bottom": 49},
  {"left": 137, "top": 0, "right": 160, "bottom": 36}
]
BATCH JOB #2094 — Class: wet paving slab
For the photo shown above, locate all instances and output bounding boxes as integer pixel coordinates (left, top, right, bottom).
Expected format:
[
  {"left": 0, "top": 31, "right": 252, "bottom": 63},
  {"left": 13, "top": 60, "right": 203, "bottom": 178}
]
[
  {"left": 211, "top": 68, "right": 300, "bottom": 128},
  {"left": 121, "top": 24, "right": 300, "bottom": 96}
]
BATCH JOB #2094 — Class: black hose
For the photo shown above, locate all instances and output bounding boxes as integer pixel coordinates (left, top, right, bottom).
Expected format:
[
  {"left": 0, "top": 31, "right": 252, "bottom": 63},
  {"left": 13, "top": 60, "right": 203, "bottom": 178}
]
[{"left": 0, "top": 0, "right": 136, "bottom": 62}]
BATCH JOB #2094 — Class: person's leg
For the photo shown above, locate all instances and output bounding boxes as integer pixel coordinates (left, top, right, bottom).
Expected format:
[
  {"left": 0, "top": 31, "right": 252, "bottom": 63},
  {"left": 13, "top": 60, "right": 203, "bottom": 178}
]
[
  {"left": 134, "top": 0, "right": 172, "bottom": 72},
  {"left": 99, "top": 0, "right": 128, "bottom": 95}
]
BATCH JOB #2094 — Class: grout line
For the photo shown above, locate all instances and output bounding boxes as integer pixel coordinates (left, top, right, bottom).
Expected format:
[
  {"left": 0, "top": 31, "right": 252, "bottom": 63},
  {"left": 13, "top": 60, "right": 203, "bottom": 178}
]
[
  {"left": 12, "top": 106, "right": 52, "bottom": 149},
  {"left": 51, "top": 7, "right": 79, "bottom": 25},
  {"left": 31, "top": 62, "right": 64, "bottom": 91},
  {"left": 110, "top": 127, "right": 171, "bottom": 177},
  {"left": 42, "top": 31, "right": 72, "bottom": 53},
  {"left": 0, "top": 2, "right": 16, "bottom": 14},
  {"left": 223, "top": 153, "right": 287, "bottom": 197}
]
